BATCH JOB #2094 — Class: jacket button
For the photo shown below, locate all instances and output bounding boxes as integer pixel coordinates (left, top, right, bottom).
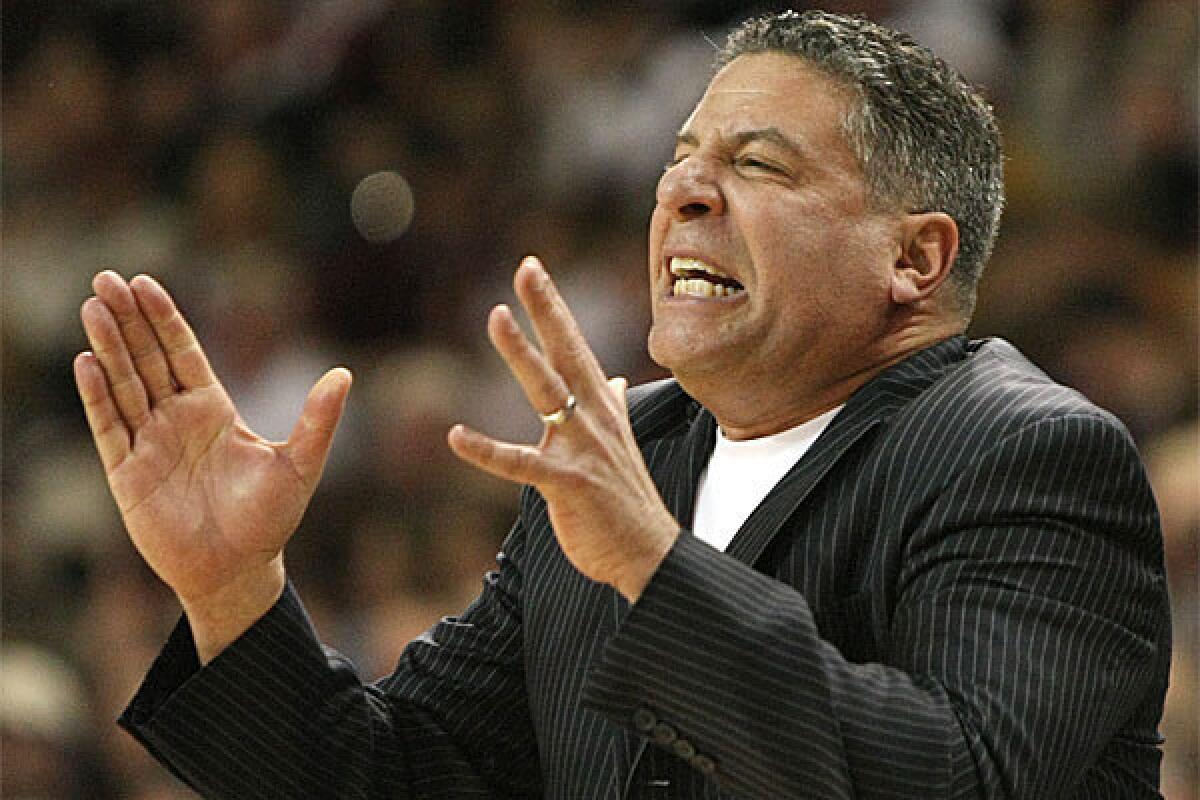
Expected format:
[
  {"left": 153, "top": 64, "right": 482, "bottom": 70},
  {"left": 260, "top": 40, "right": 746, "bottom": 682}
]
[
  {"left": 633, "top": 708, "right": 657, "bottom": 732},
  {"left": 671, "top": 739, "right": 695, "bottom": 760},
  {"left": 651, "top": 722, "right": 677, "bottom": 745},
  {"left": 692, "top": 754, "right": 716, "bottom": 776}
]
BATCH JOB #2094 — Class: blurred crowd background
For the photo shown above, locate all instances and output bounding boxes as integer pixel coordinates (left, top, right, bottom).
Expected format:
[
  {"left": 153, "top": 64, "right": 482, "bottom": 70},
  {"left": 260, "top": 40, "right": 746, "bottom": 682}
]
[{"left": 2, "top": 0, "right": 1195, "bottom": 797}]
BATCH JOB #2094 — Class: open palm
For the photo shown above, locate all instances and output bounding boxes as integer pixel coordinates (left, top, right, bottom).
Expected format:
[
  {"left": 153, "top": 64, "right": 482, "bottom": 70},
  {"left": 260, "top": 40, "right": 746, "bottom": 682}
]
[{"left": 75, "top": 271, "right": 350, "bottom": 607}]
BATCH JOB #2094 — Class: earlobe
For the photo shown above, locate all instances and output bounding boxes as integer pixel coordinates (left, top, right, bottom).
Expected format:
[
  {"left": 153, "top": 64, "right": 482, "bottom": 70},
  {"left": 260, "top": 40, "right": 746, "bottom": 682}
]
[{"left": 890, "top": 212, "right": 959, "bottom": 305}]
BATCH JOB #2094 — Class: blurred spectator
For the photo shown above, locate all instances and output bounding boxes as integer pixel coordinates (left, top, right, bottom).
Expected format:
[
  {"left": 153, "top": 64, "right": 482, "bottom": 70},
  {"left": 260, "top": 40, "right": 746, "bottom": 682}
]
[
  {"left": 2, "top": 642, "right": 92, "bottom": 798},
  {"left": 1146, "top": 422, "right": 1200, "bottom": 798},
  {"left": 2, "top": 1, "right": 1195, "bottom": 795}
]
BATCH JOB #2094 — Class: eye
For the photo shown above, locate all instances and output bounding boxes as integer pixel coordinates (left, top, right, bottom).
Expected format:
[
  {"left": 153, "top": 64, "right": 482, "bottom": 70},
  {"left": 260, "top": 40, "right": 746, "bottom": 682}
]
[{"left": 735, "top": 155, "right": 783, "bottom": 174}]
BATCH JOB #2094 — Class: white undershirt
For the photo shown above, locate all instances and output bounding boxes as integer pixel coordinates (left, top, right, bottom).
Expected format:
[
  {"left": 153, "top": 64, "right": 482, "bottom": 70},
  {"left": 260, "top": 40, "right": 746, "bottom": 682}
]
[{"left": 692, "top": 406, "right": 842, "bottom": 552}]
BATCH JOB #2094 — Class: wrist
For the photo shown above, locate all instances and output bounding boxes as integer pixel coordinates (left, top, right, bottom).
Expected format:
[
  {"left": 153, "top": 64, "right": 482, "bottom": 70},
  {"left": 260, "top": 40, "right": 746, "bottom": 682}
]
[
  {"left": 616, "top": 524, "right": 678, "bottom": 604},
  {"left": 180, "top": 557, "right": 287, "bottom": 664}
]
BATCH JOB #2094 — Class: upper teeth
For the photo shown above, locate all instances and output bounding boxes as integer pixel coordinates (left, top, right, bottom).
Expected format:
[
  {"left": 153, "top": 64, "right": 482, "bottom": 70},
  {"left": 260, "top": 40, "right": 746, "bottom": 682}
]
[
  {"left": 674, "top": 278, "right": 740, "bottom": 297},
  {"left": 669, "top": 256, "right": 744, "bottom": 298},
  {"left": 670, "top": 256, "right": 730, "bottom": 279}
]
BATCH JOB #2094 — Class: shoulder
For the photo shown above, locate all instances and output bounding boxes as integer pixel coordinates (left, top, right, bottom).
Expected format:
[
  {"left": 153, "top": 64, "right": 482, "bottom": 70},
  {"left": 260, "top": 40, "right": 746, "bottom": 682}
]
[
  {"left": 871, "top": 341, "right": 1163, "bottom": 561},
  {"left": 874, "top": 338, "right": 1147, "bottom": 493},
  {"left": 916, "top": 337, "right": 1130, "bottom": 439}
]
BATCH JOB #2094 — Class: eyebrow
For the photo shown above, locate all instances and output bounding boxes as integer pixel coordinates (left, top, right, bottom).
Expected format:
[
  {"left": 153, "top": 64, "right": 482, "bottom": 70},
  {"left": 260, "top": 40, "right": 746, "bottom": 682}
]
[{"left": 674, "top": 127, "right": 807, "bottom": 159}]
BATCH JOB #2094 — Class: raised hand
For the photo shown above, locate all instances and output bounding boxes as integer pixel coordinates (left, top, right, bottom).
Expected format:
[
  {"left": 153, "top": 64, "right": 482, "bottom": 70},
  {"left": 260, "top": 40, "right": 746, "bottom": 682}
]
[
  {"left": 75, "top": 271, "right": 351, "bottom": 659},
  {"left": 448, "top": 257, "right": 679, "bottom": 602}
]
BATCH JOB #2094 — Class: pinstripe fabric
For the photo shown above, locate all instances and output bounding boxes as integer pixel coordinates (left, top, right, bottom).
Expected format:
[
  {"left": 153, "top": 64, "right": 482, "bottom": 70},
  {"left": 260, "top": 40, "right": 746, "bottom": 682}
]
[{"left": 120, "top": 336, "right": 1171, "bottom": 799}]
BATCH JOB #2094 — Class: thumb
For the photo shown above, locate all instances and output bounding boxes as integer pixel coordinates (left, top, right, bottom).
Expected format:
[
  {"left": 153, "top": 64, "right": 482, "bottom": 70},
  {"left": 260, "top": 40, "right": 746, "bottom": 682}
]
[
  {"left": 284, "top": 367, "right": 353, "bottom": 487},
  {"left": 607, "top": 375, "right": 629, "bottom": 414}
]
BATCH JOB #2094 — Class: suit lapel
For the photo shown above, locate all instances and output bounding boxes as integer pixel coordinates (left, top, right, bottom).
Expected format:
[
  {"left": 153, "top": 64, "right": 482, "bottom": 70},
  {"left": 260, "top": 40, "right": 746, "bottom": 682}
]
[
  {"left": 660, "top": 404, "right": 717, "bottom": 528},
  {"left": 607, "top": 336, "right": 968, "bottom": 796},
  {"left": 723, "top": 401, "right": 882, "bottom": 566},
  {"left": 725, "top": 335, "right": 971, "bottom": 568}
]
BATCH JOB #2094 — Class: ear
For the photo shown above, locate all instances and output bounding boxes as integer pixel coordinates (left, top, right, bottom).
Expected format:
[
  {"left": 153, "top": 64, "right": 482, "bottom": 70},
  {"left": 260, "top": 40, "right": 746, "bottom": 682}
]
[{"left": 890, "top": 212, "right": 959, "bottom": 305}]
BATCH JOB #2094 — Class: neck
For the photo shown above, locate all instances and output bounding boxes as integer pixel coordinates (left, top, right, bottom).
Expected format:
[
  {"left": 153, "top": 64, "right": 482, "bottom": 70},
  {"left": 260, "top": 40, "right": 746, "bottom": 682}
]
[{"left": 682, "top": 320, "right": 964, "bottom": 441}]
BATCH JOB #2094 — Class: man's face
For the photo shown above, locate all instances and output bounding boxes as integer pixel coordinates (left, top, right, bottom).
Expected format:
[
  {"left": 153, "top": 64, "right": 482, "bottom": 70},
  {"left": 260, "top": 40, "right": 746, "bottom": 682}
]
[{"left": 647, "top": 53, "right": 901, "bottom": 412}]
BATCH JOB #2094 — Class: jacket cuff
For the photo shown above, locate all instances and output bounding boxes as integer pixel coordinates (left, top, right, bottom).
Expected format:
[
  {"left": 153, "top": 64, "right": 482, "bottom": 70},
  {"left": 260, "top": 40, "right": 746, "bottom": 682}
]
[
  {"left": 116, "top": 581, "right": 326, "bottom": 786},
  {"left": 581, "top": 533, "right": 737, "bottom": 781}
]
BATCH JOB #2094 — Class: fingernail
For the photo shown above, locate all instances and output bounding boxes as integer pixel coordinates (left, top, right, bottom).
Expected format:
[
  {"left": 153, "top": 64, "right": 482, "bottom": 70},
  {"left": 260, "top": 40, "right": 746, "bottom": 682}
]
[
  {"left": 522, "top": 256, "right": 547, "bottom": 287},
  {"left": 490, "top": 304, "right": 511, "bottom": 328}
]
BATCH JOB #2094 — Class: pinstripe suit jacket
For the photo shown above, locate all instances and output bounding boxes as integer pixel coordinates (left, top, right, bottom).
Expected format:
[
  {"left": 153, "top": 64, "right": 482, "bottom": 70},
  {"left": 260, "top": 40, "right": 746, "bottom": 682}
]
[{"left": 120, "top": 335, "right": 1171, "bottom": 799}]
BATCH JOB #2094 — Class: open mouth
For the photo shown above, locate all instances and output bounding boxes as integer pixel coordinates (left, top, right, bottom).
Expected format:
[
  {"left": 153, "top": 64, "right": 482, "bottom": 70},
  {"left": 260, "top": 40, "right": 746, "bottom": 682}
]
[{"left": 669, "top": 256, "right": 745, "bottom": 298}]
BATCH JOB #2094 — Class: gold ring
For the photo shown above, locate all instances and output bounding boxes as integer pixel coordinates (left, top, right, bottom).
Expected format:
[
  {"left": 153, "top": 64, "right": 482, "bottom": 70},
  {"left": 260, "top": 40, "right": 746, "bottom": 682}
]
[{"left": 540, "top": 393, "right": 577, "bottom": 426}]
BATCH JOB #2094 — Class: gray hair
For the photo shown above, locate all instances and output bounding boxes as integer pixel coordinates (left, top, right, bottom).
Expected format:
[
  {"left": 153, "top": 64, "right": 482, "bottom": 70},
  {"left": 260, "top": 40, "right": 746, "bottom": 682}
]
[{"left": 718, "top": 10, "right": 1005, "bottom": 314}]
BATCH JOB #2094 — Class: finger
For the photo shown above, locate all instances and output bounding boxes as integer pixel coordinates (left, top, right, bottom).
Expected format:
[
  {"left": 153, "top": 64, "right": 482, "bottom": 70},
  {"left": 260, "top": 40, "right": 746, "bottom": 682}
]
[
  {"left": 513, "top": 257, "right": 606, "bottom": 396},
  {"left": 447, "top": 424, "right": 553, "bottom": 486},
  {"left": 488, "top": 304, "right": 572, "bottom": 417},
  {"left": 74, "top": 351, "right": 132, "bottom": 473},
  {"left": 93, "top": 271, "right": 176, "bottom": 404},
  {"left": 81, "top": 296, "right": 151, "bottom": 430},
  {"left": 282, "top": 368, "right": 353, "bottom": 489},
  {"left": 129, "top": 274, "right": 219, "bottom": 390}
]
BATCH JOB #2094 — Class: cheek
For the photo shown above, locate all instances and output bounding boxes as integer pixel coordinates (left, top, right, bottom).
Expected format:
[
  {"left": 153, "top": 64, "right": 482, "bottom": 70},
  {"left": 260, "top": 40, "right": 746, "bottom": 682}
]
[{"left": 753, "top": 229, "right": 891, "bottom": 321}]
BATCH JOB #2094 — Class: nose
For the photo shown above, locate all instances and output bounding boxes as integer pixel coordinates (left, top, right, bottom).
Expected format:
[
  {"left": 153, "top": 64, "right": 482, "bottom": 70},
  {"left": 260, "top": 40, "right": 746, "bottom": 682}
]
[{"left": 656, "top": 157, "right": 725, "bottom": 221}]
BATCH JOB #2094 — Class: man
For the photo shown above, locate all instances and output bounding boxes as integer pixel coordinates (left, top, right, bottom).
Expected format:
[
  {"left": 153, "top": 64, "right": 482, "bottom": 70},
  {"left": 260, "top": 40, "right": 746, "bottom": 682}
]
[{"left": 76, "top": 10, "right": 1170, "bottom": 799}]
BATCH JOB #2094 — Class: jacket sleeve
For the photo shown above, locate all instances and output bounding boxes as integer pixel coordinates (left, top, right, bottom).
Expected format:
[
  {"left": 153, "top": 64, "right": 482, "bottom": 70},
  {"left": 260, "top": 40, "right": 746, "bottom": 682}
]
[
  {"left": 119, "top": 520, "right": 542, "bottom": 799},
  {"left": 581, "top": 411, "right": 1170, "bottom": 799}
]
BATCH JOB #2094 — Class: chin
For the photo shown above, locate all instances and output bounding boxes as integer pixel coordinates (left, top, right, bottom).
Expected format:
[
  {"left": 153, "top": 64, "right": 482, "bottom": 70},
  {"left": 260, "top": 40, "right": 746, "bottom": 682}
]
[
  {"left": 647, "top": 328, "right": 684, "bottom": 374},
  {"left": 648, "top": 329, "right": 713, "bottom": 384},
  {"left": 646, "top": 328, "right": 670, "bottom": 371}
]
